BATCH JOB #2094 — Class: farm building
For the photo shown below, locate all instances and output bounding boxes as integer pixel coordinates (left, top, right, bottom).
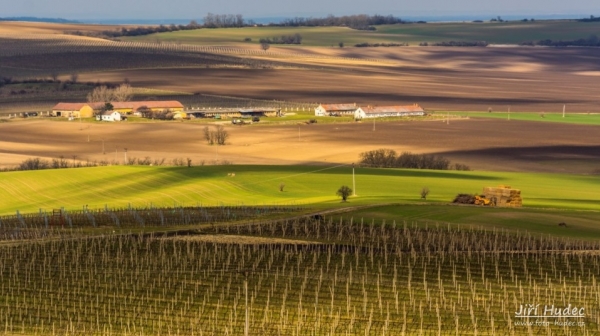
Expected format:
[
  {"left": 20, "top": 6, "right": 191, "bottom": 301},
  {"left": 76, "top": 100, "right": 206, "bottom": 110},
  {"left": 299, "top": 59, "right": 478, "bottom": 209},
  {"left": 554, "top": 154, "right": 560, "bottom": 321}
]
[
  {"left": 98, "top": 111, "right": 123, "bottom": 122},
  {"left": 354, "top": 104, "right": 425, "bottom": 119},
  {"left": 111, "top": 101, "right": 184, "bottom": 115},
  {"left": 239, "top": 108, "right": 279, "bottom": 117},
  {"left": 314, "top": 104, "right": 358, "bottom": 117},
  {"left": 186, "top": 108, "right": 279, "bottom": 119},
  {"left": 53, "top": 101, "right": 184, "bottom": 117},
  {"left": 51, "top": 103, "right": 94, "bottom": 118}
]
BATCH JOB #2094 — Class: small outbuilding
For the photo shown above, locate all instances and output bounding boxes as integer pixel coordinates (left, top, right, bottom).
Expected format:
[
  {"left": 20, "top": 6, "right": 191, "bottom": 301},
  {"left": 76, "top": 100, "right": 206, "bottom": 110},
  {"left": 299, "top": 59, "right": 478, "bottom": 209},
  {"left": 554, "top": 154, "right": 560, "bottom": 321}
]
[{"left": 98, "top": 111, "right": 123, "bottom": 122}]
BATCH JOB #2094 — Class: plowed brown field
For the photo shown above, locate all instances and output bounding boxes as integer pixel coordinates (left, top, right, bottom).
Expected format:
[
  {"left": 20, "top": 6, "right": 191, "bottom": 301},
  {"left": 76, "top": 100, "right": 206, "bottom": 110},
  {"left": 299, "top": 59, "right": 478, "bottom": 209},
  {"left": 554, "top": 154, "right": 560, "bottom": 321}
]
[{"left": 1, "top": 118, "right": 599, "bottom": 174}]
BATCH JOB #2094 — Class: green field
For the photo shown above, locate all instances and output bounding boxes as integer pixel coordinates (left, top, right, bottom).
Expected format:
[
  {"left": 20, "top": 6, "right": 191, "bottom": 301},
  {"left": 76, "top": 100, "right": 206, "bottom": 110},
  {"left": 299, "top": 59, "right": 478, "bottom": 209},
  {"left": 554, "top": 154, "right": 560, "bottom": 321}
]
[
  {"left": 122, "top": 21, "right": 600, "bottom": 46},
  {"left": 456, "top": 111, "right": 600, "bottom": 125},
  {"left": 2, "top": 165, "right": 599, "bottom": 238}
]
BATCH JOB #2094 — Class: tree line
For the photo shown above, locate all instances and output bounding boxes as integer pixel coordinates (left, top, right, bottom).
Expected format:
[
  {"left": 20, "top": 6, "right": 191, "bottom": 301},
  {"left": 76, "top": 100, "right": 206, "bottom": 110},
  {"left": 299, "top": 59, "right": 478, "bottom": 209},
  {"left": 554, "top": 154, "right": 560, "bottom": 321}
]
[
  {"left": 419, "top": 41, "right": 489, "bottom": 47},
  {"left": 275, "top": 14, "right": 405, "bottom": 30},
  {"left": 354, "top": 42, "right": 408, "bottom": 47},
  {"left": 359, "top": 149, "right": 470, "bottom": 170},
  {"left": 259, "top": 34, "right": 303, "bottom": 45},
  {"left": 520, "top": 35, "right": 600, "bottom": 47}
]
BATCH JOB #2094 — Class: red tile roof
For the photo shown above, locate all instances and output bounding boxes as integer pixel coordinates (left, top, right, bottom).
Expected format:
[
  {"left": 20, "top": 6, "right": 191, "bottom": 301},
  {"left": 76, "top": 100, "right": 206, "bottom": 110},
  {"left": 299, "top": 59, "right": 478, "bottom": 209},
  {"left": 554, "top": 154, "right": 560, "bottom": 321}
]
[
  {"left": 53, "top": 101, "right": 183, "bottom": 111},
  {"left": 319, "top": 104, "right": 358, "bottom": 111},
  {"left": 52, "top": 103, "right": 92, "bottom": 110},
  {"left": 361, "top": 104, "right": 424, "bottom": 114},
  {"left": 111, "top": 101, "right": 184, "bottom": 110}
]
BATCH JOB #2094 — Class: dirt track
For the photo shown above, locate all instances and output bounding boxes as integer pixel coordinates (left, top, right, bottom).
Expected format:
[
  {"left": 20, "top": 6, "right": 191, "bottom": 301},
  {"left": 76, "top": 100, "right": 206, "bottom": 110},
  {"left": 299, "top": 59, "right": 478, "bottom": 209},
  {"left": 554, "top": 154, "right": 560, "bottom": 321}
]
[{"left": 1, "top": 118, "right": 599, "bottom": 174}]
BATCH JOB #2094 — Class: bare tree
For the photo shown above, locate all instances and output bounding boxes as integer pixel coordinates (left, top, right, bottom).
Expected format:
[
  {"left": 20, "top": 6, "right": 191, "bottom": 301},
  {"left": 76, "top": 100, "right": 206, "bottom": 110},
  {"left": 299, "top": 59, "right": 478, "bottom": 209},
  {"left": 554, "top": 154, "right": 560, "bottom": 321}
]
[
  {"left": 87, "top": 86, "right": 114, "bottom": 103},
  {"left": 260, "top": 42, "right": 270, "bottom": 51},
  {"left": 112, "top": 84, "right": 133, "bottom": 102},
  {"left": 70, "top": 73, "right": 79, "bottom": 83},
  {"left": 203, "top": 126, "right": 215, "bottom": 145},
  {"left": 203, "top": 125, "right": 229, "bottom": 145},
  {"left": 50, "top": 72, "right": 59, "bottom": 81},
  {"left": 214, "top": 125, "right": 229, "bottom": 145}
]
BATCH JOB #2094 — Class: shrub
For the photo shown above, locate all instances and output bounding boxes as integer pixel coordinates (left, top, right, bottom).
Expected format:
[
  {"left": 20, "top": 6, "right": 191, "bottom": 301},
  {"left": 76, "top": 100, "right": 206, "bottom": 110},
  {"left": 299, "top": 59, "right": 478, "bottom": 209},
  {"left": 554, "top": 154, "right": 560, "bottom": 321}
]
[{"left": 453, "top": 193, "right": 475, "bottom": 204}]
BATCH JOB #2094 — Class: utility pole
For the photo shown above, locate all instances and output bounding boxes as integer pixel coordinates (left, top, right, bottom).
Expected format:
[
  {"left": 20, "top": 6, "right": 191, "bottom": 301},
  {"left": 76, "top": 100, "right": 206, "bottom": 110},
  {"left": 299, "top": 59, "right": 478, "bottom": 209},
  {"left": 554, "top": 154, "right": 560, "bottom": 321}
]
[
  {"left": 508, "top": 106, "right": 511, "bottom": 121},
  {"left": 563, "top": 105, "right": 566, "bottom": 118},
  {"left": 352, "top": 163, "right": 356, "bottom": 196},
  {"left": 447, "top": 111, "right": 449, "bottom": 125},
  {"left": 372, "top": 118, "right": 375, "bottom": 131},
  {"left": 124, "top": 148, "right": 127, "bottom": 162}
]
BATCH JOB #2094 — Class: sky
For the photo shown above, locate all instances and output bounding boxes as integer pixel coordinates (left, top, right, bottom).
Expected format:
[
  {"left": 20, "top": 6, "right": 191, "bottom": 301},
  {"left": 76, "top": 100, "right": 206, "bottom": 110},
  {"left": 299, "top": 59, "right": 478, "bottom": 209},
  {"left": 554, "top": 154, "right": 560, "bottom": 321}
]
[{"left": 2, "top": 0, "right": 599, "bottom": 20}]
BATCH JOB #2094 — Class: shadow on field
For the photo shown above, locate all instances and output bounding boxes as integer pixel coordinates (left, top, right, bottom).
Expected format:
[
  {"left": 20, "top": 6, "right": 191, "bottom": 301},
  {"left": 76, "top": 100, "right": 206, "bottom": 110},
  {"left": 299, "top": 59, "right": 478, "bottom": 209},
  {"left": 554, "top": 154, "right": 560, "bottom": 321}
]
[{"left": 435, "top": 145, "right": 600, "bottom": 174}]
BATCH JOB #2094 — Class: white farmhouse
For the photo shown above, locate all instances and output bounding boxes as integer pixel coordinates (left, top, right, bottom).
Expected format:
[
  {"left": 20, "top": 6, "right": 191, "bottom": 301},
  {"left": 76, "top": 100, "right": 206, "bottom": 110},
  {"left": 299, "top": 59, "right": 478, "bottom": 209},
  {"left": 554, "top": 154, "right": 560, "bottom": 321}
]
[
  {"left": 354, "top": 104, "right": 425, "bottom": 119},
  {"left": 314, "top": 103, "right": 358, "bottom": 116},
  {"left": 99, "top": 111, "right": 123, "bottom": 122}
]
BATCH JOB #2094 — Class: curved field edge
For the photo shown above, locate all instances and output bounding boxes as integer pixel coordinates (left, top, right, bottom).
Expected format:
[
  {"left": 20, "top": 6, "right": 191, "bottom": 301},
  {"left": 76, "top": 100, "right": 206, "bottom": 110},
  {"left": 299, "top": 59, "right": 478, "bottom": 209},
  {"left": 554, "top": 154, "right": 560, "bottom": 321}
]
[{"left": 1, "top": 164, "right": 598, "bottom": 213}]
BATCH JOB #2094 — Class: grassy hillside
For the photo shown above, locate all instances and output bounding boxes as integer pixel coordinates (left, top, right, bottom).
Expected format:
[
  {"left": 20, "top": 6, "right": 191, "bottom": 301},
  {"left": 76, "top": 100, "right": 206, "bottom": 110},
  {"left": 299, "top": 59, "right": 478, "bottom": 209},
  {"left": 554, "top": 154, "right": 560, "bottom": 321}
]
[
  {"left": 1, "top": 165, "right": 598, "bottom": 215},
  {"left": 122, "top": 21, "right": 600, "bottom": 46}
]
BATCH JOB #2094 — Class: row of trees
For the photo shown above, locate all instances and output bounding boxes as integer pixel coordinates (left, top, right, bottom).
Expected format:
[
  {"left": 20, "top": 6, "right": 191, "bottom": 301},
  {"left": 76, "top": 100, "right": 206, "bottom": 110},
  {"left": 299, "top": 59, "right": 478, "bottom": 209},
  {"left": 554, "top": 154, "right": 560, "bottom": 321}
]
[
  {"left": 420, "top": 41, "right": 489, "bottom": 47},
  {"left": 520, "top": 34, "right": 600, "bottom": 47},
  {"left": 203, "top": 13, "right": 245, "bottom": 28},
  {"left": 276, "top": 14, "right": 404, "bottom": 30},
  {"left": 354, "top": 42, "right": 408, "bottom": 47},
  {"left": 259, "top": 34, "right": 303, "bottom": 45},
  {"left": 87, "top": 84, "right": 133, "bottom": 103},
  {"left": 359, "top": 149, "right": 470, "bottom": 170},
  {"left": 139, "top": 108, "right": 177, "bottom": 120}
]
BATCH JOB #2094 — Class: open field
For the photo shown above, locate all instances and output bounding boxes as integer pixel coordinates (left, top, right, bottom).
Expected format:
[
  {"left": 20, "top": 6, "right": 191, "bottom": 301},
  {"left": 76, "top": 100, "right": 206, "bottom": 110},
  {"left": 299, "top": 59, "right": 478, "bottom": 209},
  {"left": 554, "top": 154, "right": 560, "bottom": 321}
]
[
  {"left": 2, "top": 21, "right": 600, "bottom": 112},
  {"left": 2, "top": 118, "right": 600, "bottom": 173},
  {"left": 1, "top": 164, "right": 599, "bottom": 222},
  {"left": 122, "top": 21, "right": 600, "bottom": 46}
]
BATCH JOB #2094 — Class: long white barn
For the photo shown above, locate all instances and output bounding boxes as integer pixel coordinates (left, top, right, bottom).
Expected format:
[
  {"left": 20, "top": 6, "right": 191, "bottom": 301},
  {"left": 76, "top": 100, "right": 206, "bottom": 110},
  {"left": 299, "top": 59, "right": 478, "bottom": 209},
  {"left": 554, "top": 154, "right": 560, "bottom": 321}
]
[
  {"left": 354, "top": 104, "right": 425, "bottom": 119},
  {"left": 314, "top": 103, "right": 358, "bottom": 116}
]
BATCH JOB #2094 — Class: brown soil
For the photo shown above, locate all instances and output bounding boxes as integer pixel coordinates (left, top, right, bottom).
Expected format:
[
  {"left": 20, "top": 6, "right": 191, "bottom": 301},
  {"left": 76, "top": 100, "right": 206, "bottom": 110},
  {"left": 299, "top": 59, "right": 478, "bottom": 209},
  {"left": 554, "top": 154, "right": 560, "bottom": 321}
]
[
  {"left": 1, "top": 118, "right": 599, "bottom": 174},
  {"left": 73, "top": 46, "right": 600, "bottom": 112}
]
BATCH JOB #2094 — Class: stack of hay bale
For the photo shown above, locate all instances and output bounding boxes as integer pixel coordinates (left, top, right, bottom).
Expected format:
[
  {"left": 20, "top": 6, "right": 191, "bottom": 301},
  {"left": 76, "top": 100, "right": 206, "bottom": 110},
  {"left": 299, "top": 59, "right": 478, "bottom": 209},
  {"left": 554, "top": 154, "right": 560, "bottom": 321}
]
[{"left": 482, "top": 185, "right": 522, "bottom": 207}]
